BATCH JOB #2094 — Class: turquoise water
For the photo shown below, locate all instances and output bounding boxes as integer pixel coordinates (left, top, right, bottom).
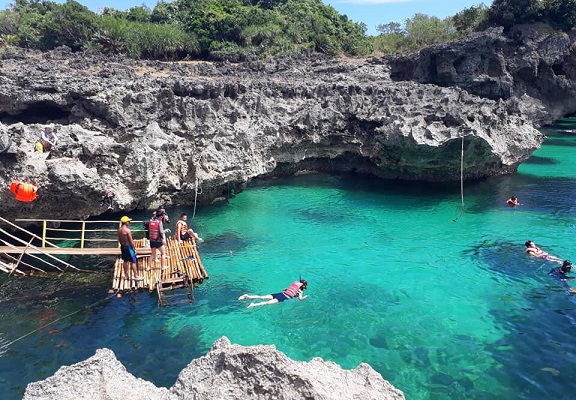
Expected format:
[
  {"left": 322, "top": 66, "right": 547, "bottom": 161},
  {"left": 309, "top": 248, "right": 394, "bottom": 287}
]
[{"left": 1, "top": 119, "right": 576, "bottom": 399}]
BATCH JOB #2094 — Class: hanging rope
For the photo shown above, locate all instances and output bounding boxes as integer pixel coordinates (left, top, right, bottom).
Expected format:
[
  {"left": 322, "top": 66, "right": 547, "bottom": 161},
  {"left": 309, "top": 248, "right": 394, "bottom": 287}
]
[
  {"left": 192, "top": 175, "right": 201, "bottom": 220},
  {"left": 452, "top": 132, "right": 466, "bottom": 222}
]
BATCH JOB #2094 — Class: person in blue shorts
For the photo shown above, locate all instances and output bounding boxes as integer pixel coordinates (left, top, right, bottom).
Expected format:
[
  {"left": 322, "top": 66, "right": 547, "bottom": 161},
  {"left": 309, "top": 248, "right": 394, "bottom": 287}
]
[
  {"left": 238, "top": 279, "right": 308, "bottom": 309},
  {"left": 117, "top": 216, "right": 143, "bottom": 284}
]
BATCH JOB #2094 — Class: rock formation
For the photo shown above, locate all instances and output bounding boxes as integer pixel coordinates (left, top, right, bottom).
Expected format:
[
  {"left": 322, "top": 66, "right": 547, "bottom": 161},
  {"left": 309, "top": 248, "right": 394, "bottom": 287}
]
[
  {"left": 1, "top": 23, "right": 574, "bottom": 220},
  {"left": 23, "top": 336, "right": 405, "bottom": 400}
]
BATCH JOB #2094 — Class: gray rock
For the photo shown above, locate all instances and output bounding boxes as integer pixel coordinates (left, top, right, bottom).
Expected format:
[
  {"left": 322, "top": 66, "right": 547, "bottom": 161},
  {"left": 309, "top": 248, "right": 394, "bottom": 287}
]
[
  {"left": 23, "top": 337, "right": 405, "bottom": 400},
  {"left": 23, "top": 348, "right": 169, "bottom": 400},
  {"left": 2, "top": 26, "right": 573, "bottom": 220}
]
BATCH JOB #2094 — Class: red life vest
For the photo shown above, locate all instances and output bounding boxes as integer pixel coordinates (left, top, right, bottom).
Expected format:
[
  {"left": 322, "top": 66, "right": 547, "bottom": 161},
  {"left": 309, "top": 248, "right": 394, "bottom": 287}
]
[
  {"left": 9, "top": 181, "right": 38, "bottom": 202},
  {"left": 283, "top": 281, "right": 303, "bottom": 298},
  {"left": 148, "top": 219, "right": 161, "bottom": 240}
]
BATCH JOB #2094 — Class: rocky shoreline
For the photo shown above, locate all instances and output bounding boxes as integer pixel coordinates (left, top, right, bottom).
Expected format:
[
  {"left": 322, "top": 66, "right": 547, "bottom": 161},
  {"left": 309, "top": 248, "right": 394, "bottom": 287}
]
[
  {"left": 0, "top": 24, "right": 575, "bottom": 221},
  {"left": 23, "top": 336, "right": 405, "bottom": 400}
]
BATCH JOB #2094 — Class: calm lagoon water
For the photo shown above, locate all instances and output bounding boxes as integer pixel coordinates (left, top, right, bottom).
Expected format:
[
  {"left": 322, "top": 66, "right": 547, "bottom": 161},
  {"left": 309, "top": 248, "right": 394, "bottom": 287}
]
[{"left": 1, "top": 118, "right": 576, "bottom": 399}]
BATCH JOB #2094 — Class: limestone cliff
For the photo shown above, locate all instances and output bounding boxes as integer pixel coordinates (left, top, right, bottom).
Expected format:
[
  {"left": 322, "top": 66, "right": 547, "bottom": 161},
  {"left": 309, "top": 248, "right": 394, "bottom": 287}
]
[
  {"left": 2, "top": 24, "right": 573, "bottom": 219},
  {"left": 23, "top": 336, "right": 405, "bottom": 400}
]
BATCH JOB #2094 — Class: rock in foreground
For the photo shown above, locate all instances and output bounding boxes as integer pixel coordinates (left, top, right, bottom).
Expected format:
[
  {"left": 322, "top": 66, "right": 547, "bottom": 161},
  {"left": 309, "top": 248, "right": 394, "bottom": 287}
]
[{"left": 23, "top": 336, "right": 404, "bottom": 400}]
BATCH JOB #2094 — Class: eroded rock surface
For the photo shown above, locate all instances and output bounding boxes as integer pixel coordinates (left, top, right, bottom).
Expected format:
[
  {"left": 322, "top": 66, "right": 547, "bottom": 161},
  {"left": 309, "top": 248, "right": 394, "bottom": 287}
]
[
  {"left": 23, "top": 336, "right": 405, "bottom": 400},
  {"left": 2, "top": 26, "right": 572, "bottom": 220}
]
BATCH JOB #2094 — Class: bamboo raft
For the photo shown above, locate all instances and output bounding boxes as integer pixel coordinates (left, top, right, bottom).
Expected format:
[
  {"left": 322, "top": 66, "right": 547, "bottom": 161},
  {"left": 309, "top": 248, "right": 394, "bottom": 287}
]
[
  {"left": 111, "top": 236, "right": 209, "bottom": 305},
  {"left": 0, "top": 217, "right": 210, "bottom": 306}
]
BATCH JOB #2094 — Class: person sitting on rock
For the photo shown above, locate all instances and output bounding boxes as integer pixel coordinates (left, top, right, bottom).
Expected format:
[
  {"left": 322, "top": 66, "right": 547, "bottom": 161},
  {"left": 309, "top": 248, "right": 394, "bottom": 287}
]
[
  {"left": 175, "top": 213, "right": 203, "bottom": 244},
  {"left": 238, "top": 279, "right": 308, "bottom": 309},
  {"left": 40, "top": 124, "right": 58, "bottom": 152}
]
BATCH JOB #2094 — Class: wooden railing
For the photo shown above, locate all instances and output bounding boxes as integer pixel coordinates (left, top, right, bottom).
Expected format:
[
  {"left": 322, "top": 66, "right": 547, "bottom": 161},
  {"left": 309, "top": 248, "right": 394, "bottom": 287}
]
[{"left": 14, "top": 218, "right": 146, "bottom": 249}]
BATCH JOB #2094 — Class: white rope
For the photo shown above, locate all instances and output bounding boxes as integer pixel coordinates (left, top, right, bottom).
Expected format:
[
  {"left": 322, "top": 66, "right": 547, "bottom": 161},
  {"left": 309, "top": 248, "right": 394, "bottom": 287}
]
[
  {"left": 192, "top": 176, "right": 200, "bottom": 220},
  {"left": 452, "top": 133, "right": 465, "bottom": 222}
]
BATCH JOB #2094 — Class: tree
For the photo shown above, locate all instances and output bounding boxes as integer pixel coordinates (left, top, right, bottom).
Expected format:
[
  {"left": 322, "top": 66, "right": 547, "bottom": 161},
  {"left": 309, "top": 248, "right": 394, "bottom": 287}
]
[
  {"left": 39, "top": 0, "right": 98, "bottom": 50},
  {"left": 541, "top": 0, "right": 576, "bottom": 31},
  {"left": 485, "top": 0, "right": 541, "bottom": 30},
  {"left": 452, "top": 4, "right": 488, "bottom": 34}
]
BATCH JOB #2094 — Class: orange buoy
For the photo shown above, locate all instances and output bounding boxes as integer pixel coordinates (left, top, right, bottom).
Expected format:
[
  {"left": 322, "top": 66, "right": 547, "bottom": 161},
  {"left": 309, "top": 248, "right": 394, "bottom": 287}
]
[{"left": 9, "top": 180, "right": 38, "bottom": 202}]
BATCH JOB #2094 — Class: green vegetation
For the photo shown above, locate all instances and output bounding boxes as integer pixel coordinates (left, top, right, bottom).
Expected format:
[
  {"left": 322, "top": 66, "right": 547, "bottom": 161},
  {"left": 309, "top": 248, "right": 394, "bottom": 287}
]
[
  {"left": 0, "top": 0, "right": 371, "bottom": 59},
  {"left": 0, "top": 0, "right": 575, "bottom": 60}
]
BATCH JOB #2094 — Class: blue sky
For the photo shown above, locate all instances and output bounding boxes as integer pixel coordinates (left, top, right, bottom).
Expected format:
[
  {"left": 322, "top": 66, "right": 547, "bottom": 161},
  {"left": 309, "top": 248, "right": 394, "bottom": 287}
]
[{"left": 0, "top": 0, "right": 489, "bottom": 36}]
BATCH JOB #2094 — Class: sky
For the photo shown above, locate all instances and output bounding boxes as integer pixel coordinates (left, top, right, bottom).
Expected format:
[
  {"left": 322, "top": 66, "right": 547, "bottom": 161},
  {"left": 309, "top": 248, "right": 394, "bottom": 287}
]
[{"left": 0, "top": 0, "right": 490, "bottom": 36}]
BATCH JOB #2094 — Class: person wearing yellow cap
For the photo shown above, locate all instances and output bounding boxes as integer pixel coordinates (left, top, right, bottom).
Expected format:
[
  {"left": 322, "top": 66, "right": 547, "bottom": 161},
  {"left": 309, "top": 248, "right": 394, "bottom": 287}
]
[{"left": 117, "top": 216, "right": 143, "bottom": 284}]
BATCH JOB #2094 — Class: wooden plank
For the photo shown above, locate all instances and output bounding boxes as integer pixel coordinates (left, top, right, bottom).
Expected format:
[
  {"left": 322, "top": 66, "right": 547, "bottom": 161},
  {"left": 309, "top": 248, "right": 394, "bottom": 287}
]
[{"left": 0, "top": 246, "right": 152, "bottom": 255}]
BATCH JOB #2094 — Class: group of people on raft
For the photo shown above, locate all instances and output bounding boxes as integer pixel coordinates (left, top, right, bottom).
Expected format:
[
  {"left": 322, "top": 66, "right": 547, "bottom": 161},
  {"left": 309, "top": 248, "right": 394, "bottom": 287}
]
[
  {"left": 117, "top": 209, "right": 204, "bottom": 283},
  {"left": 117, "top": 208, "right": 309, "bottom": 308}
]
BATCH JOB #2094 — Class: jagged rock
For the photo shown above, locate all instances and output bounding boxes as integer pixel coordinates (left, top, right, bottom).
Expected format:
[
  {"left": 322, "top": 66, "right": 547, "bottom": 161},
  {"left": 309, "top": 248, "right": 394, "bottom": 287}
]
[
  {"left": 23, "top": 337, "right": 405, "bottom": 400},
  {"left": 22, "top": 348, "right": 169, "bottom": 400},
  {"left": 1, "top": 26, "right": 573, "bottom": 220},
  {"left": 388, "top": 24, "right": 576, "bottom": 125}
]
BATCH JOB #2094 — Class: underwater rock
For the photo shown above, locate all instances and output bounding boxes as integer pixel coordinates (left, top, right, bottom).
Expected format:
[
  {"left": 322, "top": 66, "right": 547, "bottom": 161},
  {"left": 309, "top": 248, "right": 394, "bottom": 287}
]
[{"left": 23, "top": 336, "right": 405, "bottom": 400}]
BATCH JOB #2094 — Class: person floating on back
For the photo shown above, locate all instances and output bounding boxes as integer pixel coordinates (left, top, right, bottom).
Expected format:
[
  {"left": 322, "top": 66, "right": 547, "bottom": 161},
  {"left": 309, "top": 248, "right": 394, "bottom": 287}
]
[
  {"left": 525, "top": 240, "right": 563, "bottom": 263},
  {"left": 238, "top": 279, "right": 308, "bottom": 309},
  {"left": 506, "top": 196, "right": 521, "bottom": 206},
  {"left": 175, "top": 213, "right": 203, "bottom": 244}
]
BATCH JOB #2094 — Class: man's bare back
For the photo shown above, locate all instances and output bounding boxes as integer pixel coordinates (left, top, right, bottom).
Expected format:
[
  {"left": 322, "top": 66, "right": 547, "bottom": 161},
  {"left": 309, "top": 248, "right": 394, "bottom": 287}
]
[{"left": 118, "top": 225, "right": 134, "bottom": 247}]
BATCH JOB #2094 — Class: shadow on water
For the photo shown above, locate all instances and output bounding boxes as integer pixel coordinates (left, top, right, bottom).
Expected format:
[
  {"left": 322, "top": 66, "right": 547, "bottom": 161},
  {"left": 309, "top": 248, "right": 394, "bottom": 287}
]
[
  {"left": 463, "top": 239, "right": 576, "bottom": 399},
  {"left": 521, "top": 156, "right": 557, "bottom": 165},
  {"left": 200, "top": 231, "right": 252, "bottom": 255}
]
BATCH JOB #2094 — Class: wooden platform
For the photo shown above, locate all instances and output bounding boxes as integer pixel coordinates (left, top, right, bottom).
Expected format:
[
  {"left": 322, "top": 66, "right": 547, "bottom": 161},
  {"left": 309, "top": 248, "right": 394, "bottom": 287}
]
[
  {"left": 111, "top": 236, "right": 209, "bottom": 294},
  {"left": 0, "top": 246, "right": 152, "bottom": 255}
]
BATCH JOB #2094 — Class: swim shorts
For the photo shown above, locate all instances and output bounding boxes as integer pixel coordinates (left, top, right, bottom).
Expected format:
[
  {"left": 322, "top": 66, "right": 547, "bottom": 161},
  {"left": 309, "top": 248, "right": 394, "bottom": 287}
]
[{"left": 120, "top": 245, "right": 137, "bottom": 263}]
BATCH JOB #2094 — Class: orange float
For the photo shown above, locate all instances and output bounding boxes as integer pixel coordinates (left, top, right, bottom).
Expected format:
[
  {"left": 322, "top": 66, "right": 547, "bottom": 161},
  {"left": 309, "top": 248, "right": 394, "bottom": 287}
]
[{"left": 9, "top": 181, "right": 38, "bottom": 202}]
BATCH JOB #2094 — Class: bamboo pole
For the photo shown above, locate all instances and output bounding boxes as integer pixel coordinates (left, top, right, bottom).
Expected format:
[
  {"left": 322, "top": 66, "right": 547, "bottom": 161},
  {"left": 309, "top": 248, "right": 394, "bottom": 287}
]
[
  {"left": 0, "top": 238, "right": 63, "bottom": 272},
  {"left": 8, "top": 237, "right": 33, "bottom": 277},
  {"left": 80, "top": 221, "right": 86, "bottom": 249},
  {"left": 42, "top": 220, "right": 47, "bottom": 248},
  {"left": 0, "top": 217, "right": 59, "bottom": 248},
  {"left": 0, "top": 227, "right": 84, "bottom": 272},
  {"left": 0, "top": 260, "right": 25, "bottom": 276},
  {"left": 0, "top": 252, "right": 47, "bottom": 274}
]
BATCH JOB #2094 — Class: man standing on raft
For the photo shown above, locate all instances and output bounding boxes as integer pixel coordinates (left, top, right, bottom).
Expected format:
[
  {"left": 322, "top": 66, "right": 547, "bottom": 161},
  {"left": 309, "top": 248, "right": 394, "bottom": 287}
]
[
  {"left": 117, "top": 216, "right": 143, "bottom": 284},
  {"left": 238, "top": 279, "right": 308, "bottom": 309}
]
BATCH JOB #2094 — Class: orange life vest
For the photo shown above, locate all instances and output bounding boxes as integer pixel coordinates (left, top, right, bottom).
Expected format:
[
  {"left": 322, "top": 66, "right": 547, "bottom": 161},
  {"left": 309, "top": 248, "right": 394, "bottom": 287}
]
[
  {"left": 178, "top": 221, "right": 189, "bottom": 236},
  {"left": 9, "top": 181, "right": 38, "bottom": 202}
]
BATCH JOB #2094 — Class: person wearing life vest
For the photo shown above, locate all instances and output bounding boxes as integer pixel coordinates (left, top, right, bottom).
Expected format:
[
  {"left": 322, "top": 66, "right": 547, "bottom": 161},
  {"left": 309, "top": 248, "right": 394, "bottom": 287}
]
[
  {"left": 148, "top": 210, "right": 171, "bottom": 271},
  {"left": 175, "top": 213, "right": 203, "bottom": 244},
  {"left": 238, "top": 279, "right": 308, "bottom": 309},
  {"left": 9, "top": 181, "right": 38, "bottom": 202}
]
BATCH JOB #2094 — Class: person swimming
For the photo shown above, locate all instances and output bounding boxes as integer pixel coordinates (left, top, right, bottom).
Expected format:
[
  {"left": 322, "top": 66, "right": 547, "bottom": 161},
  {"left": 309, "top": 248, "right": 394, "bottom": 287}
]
[
  {"left": 238, "top": 279, "right": 308, "bottom": 309},
  {"left": 525, "top": 240, "right": 563, "bottom": 263},
  {"left": 506, "top": 196, "right": 521, "bottom": 206}
]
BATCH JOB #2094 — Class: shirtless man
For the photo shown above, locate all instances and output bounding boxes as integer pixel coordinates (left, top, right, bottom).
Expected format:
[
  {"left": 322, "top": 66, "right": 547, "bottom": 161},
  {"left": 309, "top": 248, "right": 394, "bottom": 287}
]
[
  {"left": 118, "top": 216, "right": 143, "bottom": 284},
  {"left": 525, "top": 240, "right": 563, "bottom": 263}
]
